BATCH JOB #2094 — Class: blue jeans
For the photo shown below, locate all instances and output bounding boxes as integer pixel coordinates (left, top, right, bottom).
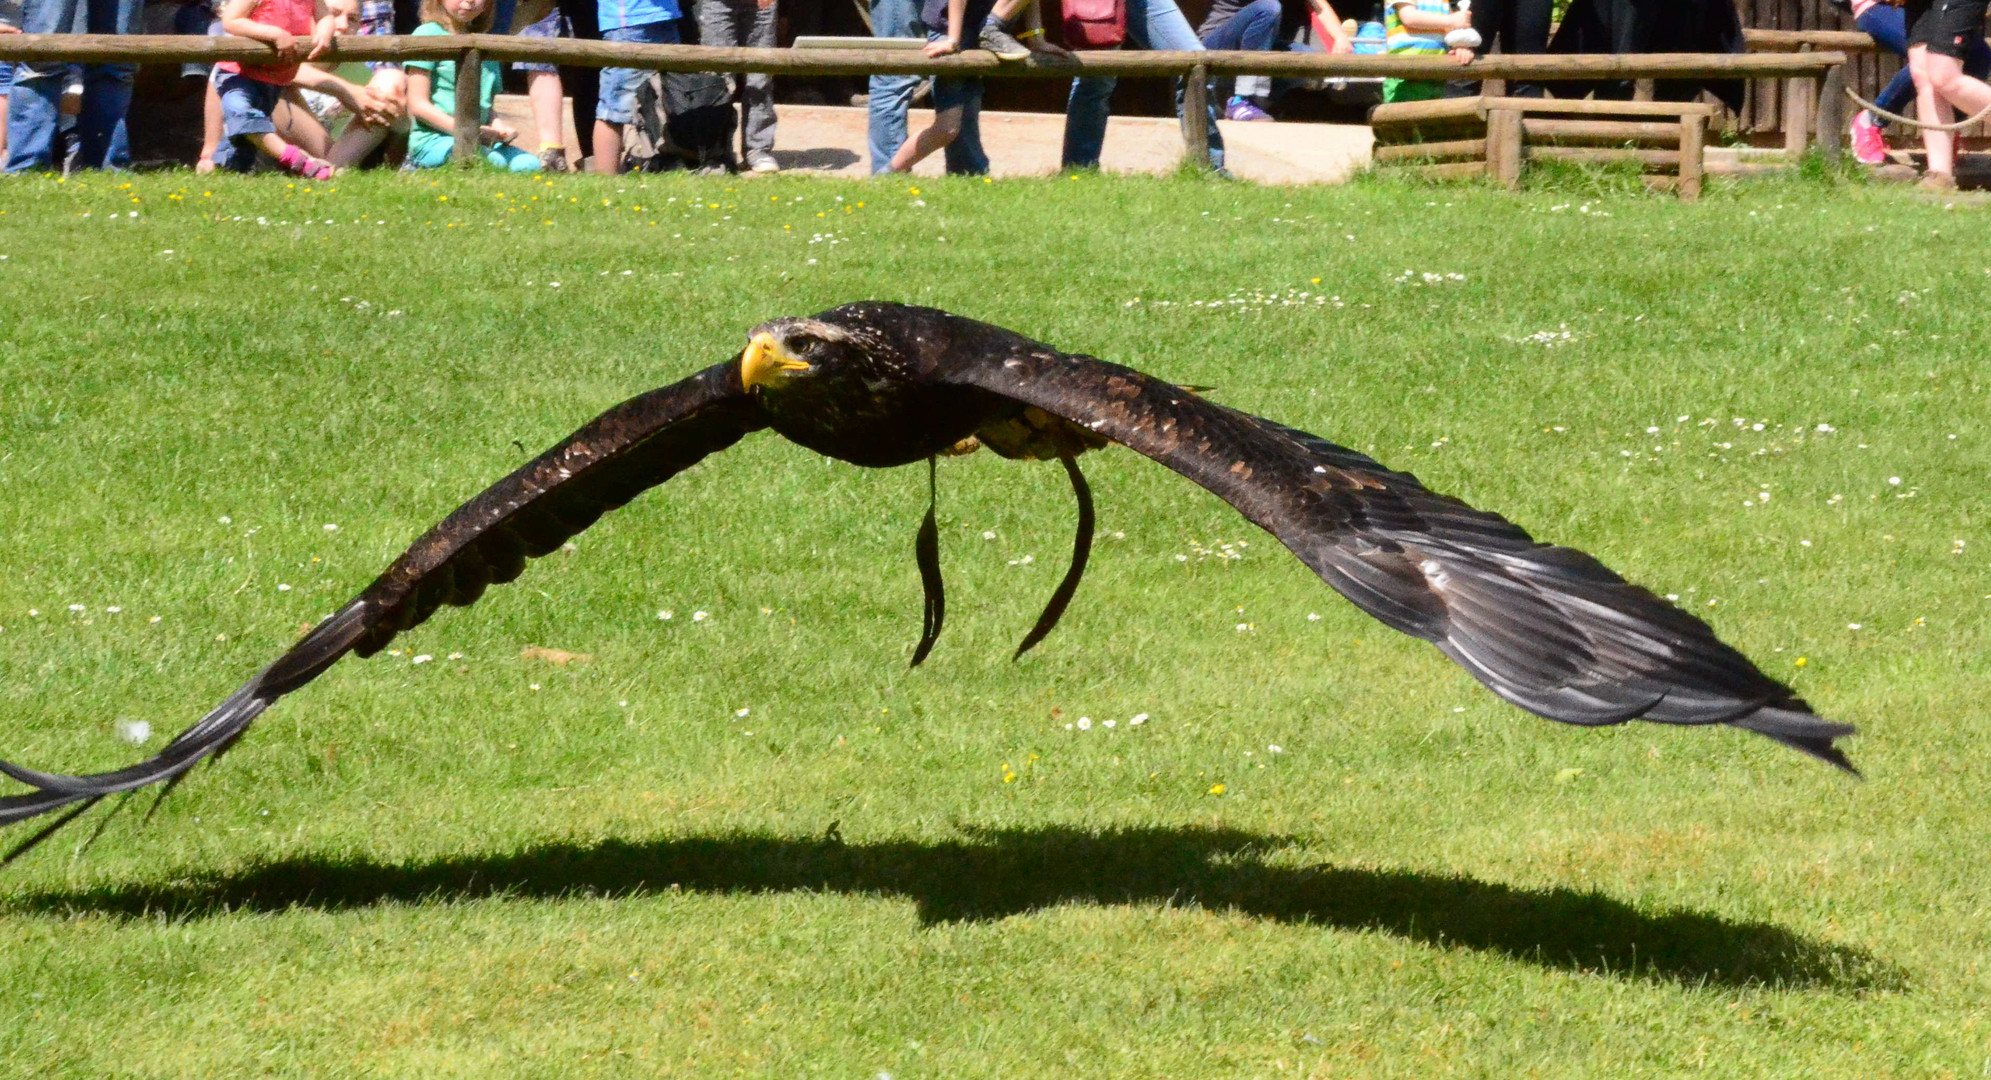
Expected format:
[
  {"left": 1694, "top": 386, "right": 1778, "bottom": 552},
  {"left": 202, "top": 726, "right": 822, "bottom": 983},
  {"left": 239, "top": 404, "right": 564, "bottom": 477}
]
[
  {"left": 5, "top": 0, "right": 141, "bottom": 171},
  {"left": 1064, "top": 0, "right": 1224, "bottom": 170},
  {"left": 1199, "top": 0, "right": 1279, "bottom": 98},
  {"left": 1857, "top": 3, "right": 1991, "bottom": 126}
]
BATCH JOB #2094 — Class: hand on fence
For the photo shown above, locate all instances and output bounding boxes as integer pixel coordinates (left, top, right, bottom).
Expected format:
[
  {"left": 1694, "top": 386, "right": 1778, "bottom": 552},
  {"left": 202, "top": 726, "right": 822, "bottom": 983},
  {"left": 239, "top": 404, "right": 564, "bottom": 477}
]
[
  {"left": 308, "top": 17, "right": 334, "bottom": 60},
  {"left": 924, "top": 36, "right": 961, "bottom": 59}
]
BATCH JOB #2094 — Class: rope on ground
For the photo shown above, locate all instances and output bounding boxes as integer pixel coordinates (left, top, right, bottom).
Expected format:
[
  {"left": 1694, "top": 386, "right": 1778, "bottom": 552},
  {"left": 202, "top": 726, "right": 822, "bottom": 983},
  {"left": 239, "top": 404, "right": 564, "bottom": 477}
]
[{"left": 1845, "top": 84, "right": 1991, "bottom": 131}]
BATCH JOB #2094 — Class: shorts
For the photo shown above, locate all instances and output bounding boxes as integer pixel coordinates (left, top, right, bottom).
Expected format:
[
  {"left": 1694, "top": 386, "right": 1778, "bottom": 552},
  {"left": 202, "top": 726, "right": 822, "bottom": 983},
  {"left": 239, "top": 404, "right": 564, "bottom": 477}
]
[
  {"left": 925, "top": 32, "right": 983, "bottom": 117},
  {"left": 0, "top": 61, "right": 13, "bottom": 93},
  {"left": 1908, "top": 0, "right": 1990, "bottom": 60},
  {"left": 212, "top": 70, "right": 284, "bottom": 172},
  {"left": 1381, "top": 77, "right": 1445, "bottom": 103},
  {"left": 597, "top": 19, "right": 679, "bottom": 124},
  {"left": 514, "top": 8, "right": 572, "bottom": 74}
]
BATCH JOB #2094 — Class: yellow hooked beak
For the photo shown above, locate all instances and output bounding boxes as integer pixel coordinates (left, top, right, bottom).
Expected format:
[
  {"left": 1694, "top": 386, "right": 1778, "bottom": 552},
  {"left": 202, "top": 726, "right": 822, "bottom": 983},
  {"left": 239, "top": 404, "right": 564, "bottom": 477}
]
[{"left": 740, "top": 332, "right": 811, "bottom": 390}]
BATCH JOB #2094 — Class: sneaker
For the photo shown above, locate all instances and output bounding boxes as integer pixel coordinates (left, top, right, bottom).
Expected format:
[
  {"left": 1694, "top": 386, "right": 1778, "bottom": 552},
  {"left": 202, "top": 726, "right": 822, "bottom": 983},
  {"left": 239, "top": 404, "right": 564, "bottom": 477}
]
[
  {"left": 747, "top": 151, "right": 779, "bottom": 174},
  {"left": 1849, "top": 110, "right": 1886, "bottom": 166},
  {"left": 1918, "top": 171, "right": 1958, "bottom": 192},
  {"left": 1223, "top": 97, "right": 1273, "bottom": 122},
  {"left": 978, "top": 22, "right": 1030, "bottom": 61},
  {"left": 538, "top": 146, "right": 570, "bottom": 173}
]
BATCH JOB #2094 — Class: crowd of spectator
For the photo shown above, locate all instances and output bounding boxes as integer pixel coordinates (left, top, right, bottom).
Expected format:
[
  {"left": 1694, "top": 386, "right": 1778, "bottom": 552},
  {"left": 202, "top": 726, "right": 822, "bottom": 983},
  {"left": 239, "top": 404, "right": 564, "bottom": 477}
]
[
  {"left": 3, "top": 0, "right": 1989, "bottom": 183},
  {"left": 0, "top": 0, "right": 780, "bottom": 174}
]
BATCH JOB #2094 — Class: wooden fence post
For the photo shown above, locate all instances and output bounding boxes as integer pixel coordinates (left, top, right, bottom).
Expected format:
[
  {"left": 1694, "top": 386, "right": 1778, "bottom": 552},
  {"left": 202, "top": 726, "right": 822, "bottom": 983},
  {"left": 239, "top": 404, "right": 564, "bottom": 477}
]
[
  {"left": 1817, "top": 62, "right": 1844, "bottom": 164},
  {"left": 1183, "top": 61, "right": 1210, "bottom": 170},
  {"left": 1783, "top": 42, "right": 1813, "bottom": 159},
  {"left": 1485, "top": 106, "right": 1522, "bottom": 189},
  {"left": 1678, "top": 111, "right": 1705, "bottom": 200},
  {"left": 452, "top": 46, "right": 482, "bottom": 165}
]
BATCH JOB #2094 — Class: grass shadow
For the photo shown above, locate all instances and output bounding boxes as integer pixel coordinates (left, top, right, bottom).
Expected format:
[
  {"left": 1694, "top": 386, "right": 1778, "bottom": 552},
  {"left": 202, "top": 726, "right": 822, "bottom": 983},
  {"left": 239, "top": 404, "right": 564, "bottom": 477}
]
[{"left": 4, "top": 825, "right": 1898, "bottom": 993}]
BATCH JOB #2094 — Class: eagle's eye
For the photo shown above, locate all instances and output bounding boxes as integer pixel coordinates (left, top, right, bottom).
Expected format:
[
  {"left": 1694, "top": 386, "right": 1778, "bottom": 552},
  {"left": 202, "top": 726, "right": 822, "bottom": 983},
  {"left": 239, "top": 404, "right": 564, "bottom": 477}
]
[{"left": 787, "top": 333, "right": 822, "bottom": 356}]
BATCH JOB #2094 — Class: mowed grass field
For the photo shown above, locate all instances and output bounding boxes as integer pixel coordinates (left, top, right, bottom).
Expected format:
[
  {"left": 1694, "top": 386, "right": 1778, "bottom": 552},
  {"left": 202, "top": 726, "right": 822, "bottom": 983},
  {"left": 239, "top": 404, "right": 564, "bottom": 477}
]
[{"left": 0, "top": 165, "right": 1988, "bottom": 1078}]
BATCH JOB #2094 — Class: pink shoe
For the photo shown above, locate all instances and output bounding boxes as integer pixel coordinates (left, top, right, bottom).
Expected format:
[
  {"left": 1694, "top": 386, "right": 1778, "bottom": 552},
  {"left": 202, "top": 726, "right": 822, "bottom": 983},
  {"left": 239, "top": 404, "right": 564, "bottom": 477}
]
[
  {"left": 1849, "top": 110, "right": 1886, "bottom": 166},
  {"left": 277, "top": 144, "right": 336, "bottom": 180}
]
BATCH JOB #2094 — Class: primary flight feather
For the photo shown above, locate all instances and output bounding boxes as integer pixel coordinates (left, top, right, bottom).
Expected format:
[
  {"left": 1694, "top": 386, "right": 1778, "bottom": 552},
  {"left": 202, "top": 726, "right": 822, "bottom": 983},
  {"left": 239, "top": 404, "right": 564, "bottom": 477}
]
[{"left": 0, "top": 302, "right": 1855, "bottom": 853}]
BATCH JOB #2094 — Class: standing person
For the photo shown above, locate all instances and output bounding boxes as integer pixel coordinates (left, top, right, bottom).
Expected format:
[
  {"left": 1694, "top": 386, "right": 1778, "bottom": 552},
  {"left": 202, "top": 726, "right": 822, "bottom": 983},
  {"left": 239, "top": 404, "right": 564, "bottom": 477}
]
[
  {"left": 890, "top": 0, "right": 1063, "bottom": 174},
  {"left": 866, "top": 0, "right": 922, "bottom": 174},
  {"left": 403, "top": 0, "right": 542, "bottom": 170},
  {"left": 3, "top": 0, "right": 140, "bottom": 171},
  {"left": 1463, "top": 0, "right": 1549, "bottom": 96},
  {"left": 508, "top": 0, "right": 575, "bottom": 171},
  {"left": 208, "top": 0, "right": 338, "bottom": 177},
  {"left": 0, "top": 15, "right": 18, "bottom": 161},
  {"left": 1905, "top": 0, "right": 1991, "bottom": 189},
  {"left": 1845, "top": 0, "right": 1991, "bottom": 165},
  {"left": 590, "top": 0, "right": 680, "bottom": 172},
  {"left": 695, "top": 0, "right": 777, "bottom": 173},
  {"left": 1061, "top": 0, "right": 1226, "bottom": 172}
]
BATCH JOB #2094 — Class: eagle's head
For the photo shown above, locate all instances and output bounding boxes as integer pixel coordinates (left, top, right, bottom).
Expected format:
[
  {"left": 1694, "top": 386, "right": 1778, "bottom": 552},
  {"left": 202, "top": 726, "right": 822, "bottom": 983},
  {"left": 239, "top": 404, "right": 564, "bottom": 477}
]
[{"left": 738, "top": 315, "right": 898, "bottom": 396}]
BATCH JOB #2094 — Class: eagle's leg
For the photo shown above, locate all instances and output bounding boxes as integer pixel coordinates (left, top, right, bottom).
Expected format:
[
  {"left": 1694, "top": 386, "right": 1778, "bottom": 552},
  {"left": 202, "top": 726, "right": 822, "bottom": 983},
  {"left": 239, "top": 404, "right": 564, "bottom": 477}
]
[
  {"left": 910, "top": 456, "right": 945, "bottom": 668},
  {"left": 1013, "top": 452, "right": 1094, "bottom": 659}
]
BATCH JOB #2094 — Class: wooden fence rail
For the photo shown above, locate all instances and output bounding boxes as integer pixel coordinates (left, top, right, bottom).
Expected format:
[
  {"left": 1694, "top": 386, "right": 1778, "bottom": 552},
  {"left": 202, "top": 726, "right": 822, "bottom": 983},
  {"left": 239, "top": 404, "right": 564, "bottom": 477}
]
[{"left": 0, "top": 34, "right": 1850, "bottom": 168}]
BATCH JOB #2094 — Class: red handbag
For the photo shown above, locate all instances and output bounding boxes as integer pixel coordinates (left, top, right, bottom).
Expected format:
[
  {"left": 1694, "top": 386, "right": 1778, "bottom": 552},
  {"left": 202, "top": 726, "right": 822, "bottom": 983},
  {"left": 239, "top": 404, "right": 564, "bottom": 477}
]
[{"left": 1062, "top": 0, "right": 1127, "bottom": 49}]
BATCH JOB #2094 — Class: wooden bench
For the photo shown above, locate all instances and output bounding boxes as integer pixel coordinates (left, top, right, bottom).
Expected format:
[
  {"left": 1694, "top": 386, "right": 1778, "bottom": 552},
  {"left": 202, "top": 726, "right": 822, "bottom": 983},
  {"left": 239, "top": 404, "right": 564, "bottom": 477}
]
[{"left": 1369, "top": 95, "right": 1720, "bottom": 198}]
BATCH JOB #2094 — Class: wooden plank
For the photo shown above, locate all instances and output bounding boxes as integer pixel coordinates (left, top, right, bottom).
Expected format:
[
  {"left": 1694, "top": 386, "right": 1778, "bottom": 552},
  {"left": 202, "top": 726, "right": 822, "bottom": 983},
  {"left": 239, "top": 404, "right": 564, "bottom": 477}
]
[
  {"left": 1371, "top": 96, "right": 1486, "bottom": 126},
  {"left": 1743, "top": 28, "right": 1877, "bottom": 53},
  {"left": 1527, "top": 146, "right": 1681, "bottom": 166},
  {"left": 1411, "top": 161, "right": 1489, "bottom": 180},
  {"left": 0, "top": 35, "right": 1850, "bottom": 82},
  {"left": 1520, "top": 119, "right": 1684, "bottom": 144},
  {"left": 1371, "top": 118, "right": 1491, "bottom": 146},
  {"left": 1374, "top": 137, "right": 1488, "bottom": 162},
  {"left": 452, "top": 47, "right": 481, "bottom": 165},
  {"left": 1482, "top": 95, "right": 1720, "bottom": 117},
  {"left": 1678, "top": 112, "right": 1705, "bottom": 200}
]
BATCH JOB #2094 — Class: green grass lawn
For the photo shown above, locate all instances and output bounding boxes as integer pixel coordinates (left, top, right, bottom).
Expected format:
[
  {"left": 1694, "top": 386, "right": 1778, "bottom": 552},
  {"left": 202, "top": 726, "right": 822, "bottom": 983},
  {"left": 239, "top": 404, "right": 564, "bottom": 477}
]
[{"left": 1, "top": 165, "right": 1988, "bottom": 1078}]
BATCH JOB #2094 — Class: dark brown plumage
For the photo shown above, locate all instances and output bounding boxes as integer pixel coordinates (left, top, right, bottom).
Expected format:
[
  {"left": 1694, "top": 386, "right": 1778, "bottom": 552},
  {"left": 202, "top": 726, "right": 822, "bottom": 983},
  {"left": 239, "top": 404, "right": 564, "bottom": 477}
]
[{"left": 0, "top": 302, "right": 1855, "bottom": 855}]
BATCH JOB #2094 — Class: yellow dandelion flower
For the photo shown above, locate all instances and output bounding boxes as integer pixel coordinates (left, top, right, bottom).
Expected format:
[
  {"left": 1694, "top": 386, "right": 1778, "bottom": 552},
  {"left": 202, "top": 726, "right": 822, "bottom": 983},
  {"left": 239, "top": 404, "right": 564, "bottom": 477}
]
[
  {"left": 1209, "top": 783, "right": 1225, "bottom": 795},
  {"left": 1794, "top": 657, "right": 1807, "bottom": 667}
]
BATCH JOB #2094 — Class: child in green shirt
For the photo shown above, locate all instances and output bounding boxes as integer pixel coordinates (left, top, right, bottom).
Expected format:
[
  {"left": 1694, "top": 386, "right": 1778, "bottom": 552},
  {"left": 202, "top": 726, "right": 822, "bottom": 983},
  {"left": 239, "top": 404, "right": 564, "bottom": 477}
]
[{"left": 403, "top": 0, "right": 542, "bottom": 170}]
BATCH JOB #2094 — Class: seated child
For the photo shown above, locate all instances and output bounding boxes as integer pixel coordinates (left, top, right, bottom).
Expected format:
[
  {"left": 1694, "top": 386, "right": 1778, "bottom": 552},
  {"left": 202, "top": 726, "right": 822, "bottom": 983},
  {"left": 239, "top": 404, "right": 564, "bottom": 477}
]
[
  {"left": 198, "top": 0, "right": 405, "bottom": 172},
  {"left": 889, "top": 0, "right": 1066, "bottom": 174},
  {"left": 211, "top": 0, "right": 338, "bottom": 177},
  {"left": 1382, "top": 0, "right": 1474, "bottom": 104},
  {"left": 403, "top": 0, "right": 541, "bottom": 171}
]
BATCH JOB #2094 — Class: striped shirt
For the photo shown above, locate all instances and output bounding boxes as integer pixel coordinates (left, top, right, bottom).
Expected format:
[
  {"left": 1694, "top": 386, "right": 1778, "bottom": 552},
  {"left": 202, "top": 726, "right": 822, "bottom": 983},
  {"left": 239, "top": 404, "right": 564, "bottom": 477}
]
[{"left": 1384, "top": 0, "right": 1450, "bottom": 55}]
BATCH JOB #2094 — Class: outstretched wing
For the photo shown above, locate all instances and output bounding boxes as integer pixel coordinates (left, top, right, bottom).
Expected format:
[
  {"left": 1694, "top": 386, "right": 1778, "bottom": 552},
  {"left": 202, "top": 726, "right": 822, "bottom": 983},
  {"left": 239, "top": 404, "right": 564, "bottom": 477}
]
[
  {"left": 0, "top": 360, "right": 766, "bottom": 831},
  {"left": 942, "top": 346, "right": 1856, "bottom": 772}
]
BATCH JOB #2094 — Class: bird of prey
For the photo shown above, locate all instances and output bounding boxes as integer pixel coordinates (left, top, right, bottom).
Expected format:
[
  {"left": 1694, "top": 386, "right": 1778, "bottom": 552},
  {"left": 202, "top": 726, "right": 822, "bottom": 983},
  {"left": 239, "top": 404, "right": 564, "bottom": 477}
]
[{"left": 0, "top": 302, "right": 1856, "bottom": 856}]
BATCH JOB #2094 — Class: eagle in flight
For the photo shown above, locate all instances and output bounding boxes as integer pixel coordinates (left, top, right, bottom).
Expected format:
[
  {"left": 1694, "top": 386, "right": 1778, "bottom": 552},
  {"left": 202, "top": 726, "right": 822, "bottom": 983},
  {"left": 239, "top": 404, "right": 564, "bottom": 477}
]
[{"left": 0, "top": 302, "right": 1856, "bottom": 856}]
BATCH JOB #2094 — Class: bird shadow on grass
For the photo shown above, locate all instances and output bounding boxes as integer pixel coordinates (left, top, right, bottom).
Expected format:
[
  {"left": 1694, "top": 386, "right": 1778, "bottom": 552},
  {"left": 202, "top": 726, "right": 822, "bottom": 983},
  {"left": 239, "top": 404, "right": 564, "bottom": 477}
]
[{"left": 5, "top": 825, "right": 1899, "bottom": 993}]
